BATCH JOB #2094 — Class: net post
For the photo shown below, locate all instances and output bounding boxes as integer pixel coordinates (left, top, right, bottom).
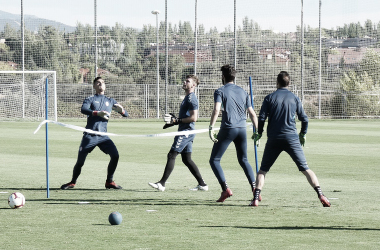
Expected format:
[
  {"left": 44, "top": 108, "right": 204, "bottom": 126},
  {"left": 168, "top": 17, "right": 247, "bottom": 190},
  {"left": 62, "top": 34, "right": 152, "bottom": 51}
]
[
  {"left": 45, "top": 77, "right": 50, "bottom": 198},
  {"left": 53, "top": 71, "right": 57, "bottom": 121},
  {"left": 249, "top": 76, "right": 259, "bottom": 174}
]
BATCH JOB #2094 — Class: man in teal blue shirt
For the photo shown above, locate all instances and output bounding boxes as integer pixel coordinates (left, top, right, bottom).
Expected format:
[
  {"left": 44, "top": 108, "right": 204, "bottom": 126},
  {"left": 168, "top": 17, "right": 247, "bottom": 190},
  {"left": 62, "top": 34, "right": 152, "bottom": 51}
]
[
  {"left": 61, "top": 77, "right": 127, "bottom": 190},
  {"left": 209, "top": 65, "right": 259, "bottom": 203},
  {"left": 149, "top": 75, "right": 207, "bottom": 192}
]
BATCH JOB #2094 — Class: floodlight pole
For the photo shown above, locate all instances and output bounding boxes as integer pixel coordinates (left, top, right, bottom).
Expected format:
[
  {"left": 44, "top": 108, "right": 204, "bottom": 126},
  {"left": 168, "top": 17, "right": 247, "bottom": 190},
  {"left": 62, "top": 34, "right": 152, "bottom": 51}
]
[
  {"left": 152, "top": 10, "right": 160, "bottom": 119},
  {"left": 94, "top": 0, "right": 98, "bottom": 79},
  {"left": 234, "top": 0, "right": 237, "bottom": 69},
  {"left": 300, "top": 0, "right": 304, "bottom": 103},
  {"left": 318, "top": 0, "right": 322, "bottom": 119},
  {"left": 165, "top": 0, "right": 168, "bottom": 114},
  {"left": 194, "top": 0, "right": 198, "bottom": 75}
]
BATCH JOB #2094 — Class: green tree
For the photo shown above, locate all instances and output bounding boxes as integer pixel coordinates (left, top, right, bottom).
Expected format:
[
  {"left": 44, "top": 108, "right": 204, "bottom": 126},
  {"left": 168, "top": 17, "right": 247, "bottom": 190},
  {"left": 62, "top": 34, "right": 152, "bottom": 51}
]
[
  {"left": 359, "top": 49, "right": 380, "bottom": 86},
  {"left": 341, "top": 70, "right": 374, "bottom": 92},
  {"left": 0, "top": 61, "right": 14, "bottom": 70},
  {"left": 347, "top": 23, "right": 357, "bottom": 38},
  {"left": 178, "top": 21, "right": 193, "bottom": 43},
  {"left": 364, "top": 19, "right": 373, "bottom": 37},
  {"left": 2, "top": 23, "right": 17, "bottom": 39},
  {"left": 111, "top": 23, "right": 124, "bottom": 44},
  {"left": 75, "top": 22, "right": 94, "bottom": 45},
  {"left": 0, "top": 41, "right": 12, "bottom": 62},
  {"left": 167, "top": 54, "right": 185, "bottom": 84},
  {"left": 137, "top": 24, "right": 155, "bottom": 55},
  {"left": 339, "top": 69, "right": 380, "bottom": 117}
]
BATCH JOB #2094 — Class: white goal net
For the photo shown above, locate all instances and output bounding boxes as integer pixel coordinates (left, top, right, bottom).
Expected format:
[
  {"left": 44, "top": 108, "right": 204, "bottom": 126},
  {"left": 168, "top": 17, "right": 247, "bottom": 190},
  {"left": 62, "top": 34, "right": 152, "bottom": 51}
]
[{"left": 0, "top": 71, "right": 57, "bottom": 121}]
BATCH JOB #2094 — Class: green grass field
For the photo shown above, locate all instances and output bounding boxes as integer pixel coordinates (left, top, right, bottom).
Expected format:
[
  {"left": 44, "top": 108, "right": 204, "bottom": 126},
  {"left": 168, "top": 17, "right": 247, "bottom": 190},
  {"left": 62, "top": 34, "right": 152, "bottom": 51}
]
[{"left": 1, "top": 119, "right": 380, "bottom": 249}]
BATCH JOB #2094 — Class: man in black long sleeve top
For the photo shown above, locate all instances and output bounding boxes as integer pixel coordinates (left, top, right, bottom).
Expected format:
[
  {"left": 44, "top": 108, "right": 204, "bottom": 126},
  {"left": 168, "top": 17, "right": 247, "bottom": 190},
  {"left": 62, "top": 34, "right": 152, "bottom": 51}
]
[{"left": 250, "top": 71, "right": 330, "bottom": 207}]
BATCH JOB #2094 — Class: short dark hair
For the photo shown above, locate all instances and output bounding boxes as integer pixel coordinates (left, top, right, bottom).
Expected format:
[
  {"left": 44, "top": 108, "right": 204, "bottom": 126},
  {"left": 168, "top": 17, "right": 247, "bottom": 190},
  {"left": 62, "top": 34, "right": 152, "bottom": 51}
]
[
  {"left": 220, "top": 64, "right": 236, "bottom": 83},
  {"left": 277, "top": 71, "right": 290, "bottom": 87},
  {"left": 186, "top": 74, "right": 200, "bottom": 86},
  {"left": 93, "top": 76, "right": 103, "bottom": 84}
]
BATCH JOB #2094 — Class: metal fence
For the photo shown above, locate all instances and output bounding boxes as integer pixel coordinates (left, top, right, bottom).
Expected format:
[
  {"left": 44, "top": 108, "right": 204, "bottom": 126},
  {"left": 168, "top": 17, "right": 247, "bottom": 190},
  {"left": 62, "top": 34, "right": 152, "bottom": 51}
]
[
  {"left": 1, "top": 79, "right": 379, "bottom": 120},
  {"left": 1, "top": 0, "right": 380, "bottom": 119}
]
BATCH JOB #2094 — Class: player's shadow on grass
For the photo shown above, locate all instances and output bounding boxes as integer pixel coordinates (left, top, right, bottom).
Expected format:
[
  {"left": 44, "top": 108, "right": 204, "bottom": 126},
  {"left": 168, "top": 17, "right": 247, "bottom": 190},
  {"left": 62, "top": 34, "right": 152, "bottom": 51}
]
[
  {"left": 201, "top": 225, "right": 380, "bottom": 231},
  {"left": 2, "top": 188, "right": 258, "bottom": 207},
  {"left": 0, "top": 187, "right": 52, "bottom": 191},
  {"left": 0, "top": 187, "right": 154, "bottom": 192},
  {"left": 26, "top": 197, "right": 247, "bottom": 207}
]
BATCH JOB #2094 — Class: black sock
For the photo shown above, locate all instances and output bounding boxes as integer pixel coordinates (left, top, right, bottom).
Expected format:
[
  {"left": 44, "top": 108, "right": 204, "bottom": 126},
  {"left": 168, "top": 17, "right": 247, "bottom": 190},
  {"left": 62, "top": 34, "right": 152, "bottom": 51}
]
[
  {"left": 220, "top": 181, "right": 229, "bottom": 191},
  {"left": 159, "top": 151, "right": 179, "bottom": 186},
  {"left": 200, "top": 182, "right": 207, "bottom": 187},
  {"left": 71, "top": 162, "right": 84, "bottom": 184},
  {"left": 314, "top": 186, "right": 324, "bottom": 197},
  {"left": 181, "top": 152, "right": 206, "bottom": 186},
  {"left": 254, "top": 189, "right": 261, "bottom": 200},
  {"left": 71, "top": 151, "right": 88, "bottom": 184},
  {"left": 106, "top": 154, "right": 119, "bottom": 183},
  {"left": 250, "top": 182, "right": 256, "bottom": 192}
]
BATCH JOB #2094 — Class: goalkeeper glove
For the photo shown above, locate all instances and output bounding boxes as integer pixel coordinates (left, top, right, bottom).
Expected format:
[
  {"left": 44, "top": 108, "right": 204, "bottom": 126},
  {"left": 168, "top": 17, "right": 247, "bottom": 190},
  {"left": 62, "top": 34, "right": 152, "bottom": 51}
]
[
  {"left": 93, "top": 110, "right": 110, "bottom": 120},
  {"left": 209, "top": 126, "right": 218, "bottom": 143},
  {"left": 163, "top": 113, "right": 182, "bottom": 129},
  {"left": 252, "top": 132, "right": 262, "bottom": 147},
  {"left": 113, "top": 104, "right": 128, "bottom": 117},
  {"left": 299, "top": 133, "right": 306, "bottom": 147}
]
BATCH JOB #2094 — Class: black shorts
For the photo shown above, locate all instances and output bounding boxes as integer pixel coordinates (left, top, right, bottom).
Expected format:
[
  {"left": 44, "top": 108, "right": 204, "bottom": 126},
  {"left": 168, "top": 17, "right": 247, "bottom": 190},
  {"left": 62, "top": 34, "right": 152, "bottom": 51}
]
[
  {"left": 260, "top": 137, "right": 309, "bottom": 172},
  {"left": 79, "top": 134, "right": 118, "bottom": 156}
]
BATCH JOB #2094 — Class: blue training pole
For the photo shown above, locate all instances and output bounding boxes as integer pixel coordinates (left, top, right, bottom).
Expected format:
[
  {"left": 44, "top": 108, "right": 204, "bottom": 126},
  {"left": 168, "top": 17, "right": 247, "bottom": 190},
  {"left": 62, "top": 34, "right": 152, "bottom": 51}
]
[
  {"left": 249, "top": 76, "right": 259, "bottom": 173},
  {"left": 45, "top": 77, "right": 50, "bottom": 198}
]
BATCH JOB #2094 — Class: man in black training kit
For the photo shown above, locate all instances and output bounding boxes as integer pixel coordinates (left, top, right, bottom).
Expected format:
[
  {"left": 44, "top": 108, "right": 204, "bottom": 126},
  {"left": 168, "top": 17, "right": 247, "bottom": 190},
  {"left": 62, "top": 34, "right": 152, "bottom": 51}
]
[
  {"left": 148, "top": 74, "right": 208, "bottom": 192},
  {"left": 61, "top": 77, "right": 128, "bottom": 190},
  {"left": 250, "top": 71, "right": 330, "bottom": 207}
]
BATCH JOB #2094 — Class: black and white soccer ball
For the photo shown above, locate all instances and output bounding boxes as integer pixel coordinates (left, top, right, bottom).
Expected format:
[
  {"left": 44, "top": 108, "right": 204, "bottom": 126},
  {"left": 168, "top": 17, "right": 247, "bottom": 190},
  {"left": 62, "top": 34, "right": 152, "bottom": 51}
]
[{"left": 8, "top": 192, "right": 25, "bottom": 209}]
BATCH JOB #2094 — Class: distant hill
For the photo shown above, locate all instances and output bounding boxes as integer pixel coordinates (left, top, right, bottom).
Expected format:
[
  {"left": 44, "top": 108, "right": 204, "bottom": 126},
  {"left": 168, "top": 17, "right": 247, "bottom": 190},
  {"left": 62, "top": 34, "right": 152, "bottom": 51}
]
[{"left": 0, "top": 10, "right": 76, "bottom": 33}]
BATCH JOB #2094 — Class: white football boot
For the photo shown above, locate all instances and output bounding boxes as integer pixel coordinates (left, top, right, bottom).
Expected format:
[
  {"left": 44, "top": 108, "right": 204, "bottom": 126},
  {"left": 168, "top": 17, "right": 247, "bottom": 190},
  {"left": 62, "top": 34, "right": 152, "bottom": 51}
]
[
  {"left": 148, "top": 182, "right": 165, "bottom": 191},
  {"left": 190, "top": 185, "right": 209, "bottom": 191}
]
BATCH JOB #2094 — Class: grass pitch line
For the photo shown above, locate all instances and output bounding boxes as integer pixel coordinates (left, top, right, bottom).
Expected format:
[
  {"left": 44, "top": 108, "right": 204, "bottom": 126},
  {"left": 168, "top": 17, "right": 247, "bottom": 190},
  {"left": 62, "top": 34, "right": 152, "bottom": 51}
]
[{"left": 34, "top": 120, "right": 225, "bottom": 137}]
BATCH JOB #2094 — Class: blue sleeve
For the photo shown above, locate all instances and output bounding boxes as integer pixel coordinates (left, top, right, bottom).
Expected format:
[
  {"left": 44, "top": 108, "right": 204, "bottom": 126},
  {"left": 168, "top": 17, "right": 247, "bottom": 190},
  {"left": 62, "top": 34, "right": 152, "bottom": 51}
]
[
  {"left": 296, "top": 98, "right": 308, "bottom": 134},
  {"left": 246, "top": 93, "right": 252, "bottom": 109},
  {"left": 258, "top": 97, "right": 269, "bottom": 134},
  {"left": 214, "top": 89, "right": 222, "bottom": 103},
  {"left": 81, "top": 97, "right": 93, "bottom": 116},
  {"left": 112, "top": 98, "right": 129, "bottom": 117},
  {"left": 190, "top": 97, "right": 198, "bottom": 111}
]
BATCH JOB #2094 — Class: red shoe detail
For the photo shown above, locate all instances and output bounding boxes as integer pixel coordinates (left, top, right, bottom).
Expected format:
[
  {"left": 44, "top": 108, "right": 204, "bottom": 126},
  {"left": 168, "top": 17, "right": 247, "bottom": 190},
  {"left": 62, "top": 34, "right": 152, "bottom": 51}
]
[
  {"left": 248, "top": 199, "right": 259, "bottom": 207},
  {"left": 216, "top": 188, "right": 233, "bottom": 202},
  {"left": 61, "top": 182, "right": 75, "bottom": 190},
  {"left": 319, "top": 195, "right": 331, "bottom": 207},
  {"left": 105, "top": 181, "right": 123, "bottom": 189}
]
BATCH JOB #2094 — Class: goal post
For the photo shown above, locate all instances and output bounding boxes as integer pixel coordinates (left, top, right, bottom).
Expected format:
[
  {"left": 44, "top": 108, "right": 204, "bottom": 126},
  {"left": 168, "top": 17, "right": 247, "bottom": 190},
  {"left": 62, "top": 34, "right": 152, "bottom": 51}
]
[
  {"left": 0, "top": 70, "right": 56, "bottom": 198},
  {"left": 0, "top": 71, "right": 57, "bottom": 121}
]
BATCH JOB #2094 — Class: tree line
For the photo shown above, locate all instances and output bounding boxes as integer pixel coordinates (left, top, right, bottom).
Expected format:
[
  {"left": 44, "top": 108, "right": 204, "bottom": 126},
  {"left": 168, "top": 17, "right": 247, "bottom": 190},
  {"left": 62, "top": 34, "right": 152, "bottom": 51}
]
[{"left": 0, "top": 17, "right": 379, "bottom": 90}]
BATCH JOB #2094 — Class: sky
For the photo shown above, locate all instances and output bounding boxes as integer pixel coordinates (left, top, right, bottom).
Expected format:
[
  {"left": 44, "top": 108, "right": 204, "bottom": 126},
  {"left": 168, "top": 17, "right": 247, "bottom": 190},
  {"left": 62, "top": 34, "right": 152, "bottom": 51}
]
[{"left": 0, "top": 0, "right": 379, "bottom": 33}]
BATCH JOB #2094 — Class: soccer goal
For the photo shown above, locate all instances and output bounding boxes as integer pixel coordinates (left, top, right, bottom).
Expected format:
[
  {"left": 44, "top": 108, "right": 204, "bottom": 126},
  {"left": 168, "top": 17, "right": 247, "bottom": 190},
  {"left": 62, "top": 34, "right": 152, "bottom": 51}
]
[{"left": 0, "top": 71, "right": 57, "bottom": 121}]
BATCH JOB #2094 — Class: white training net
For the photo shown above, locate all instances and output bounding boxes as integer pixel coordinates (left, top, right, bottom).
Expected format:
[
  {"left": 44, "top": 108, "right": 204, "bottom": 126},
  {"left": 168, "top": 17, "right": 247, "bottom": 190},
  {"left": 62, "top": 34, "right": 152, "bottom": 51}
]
[
  {"left": 0, "top": 71, "right": 56, "bottom": 121},
  {"left": 2, "top": 1, "right": 380, "bottom": 119}
]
